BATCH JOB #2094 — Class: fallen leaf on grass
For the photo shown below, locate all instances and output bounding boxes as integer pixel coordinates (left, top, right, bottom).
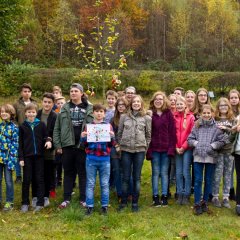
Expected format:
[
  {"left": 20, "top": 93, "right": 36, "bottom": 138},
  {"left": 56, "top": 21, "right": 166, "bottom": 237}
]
[
  {"left": 2, "top": 219, "right": 7, "bottom": 224},
  {"left": 179, "top": 231, "right": 188, "bottom": 239}
]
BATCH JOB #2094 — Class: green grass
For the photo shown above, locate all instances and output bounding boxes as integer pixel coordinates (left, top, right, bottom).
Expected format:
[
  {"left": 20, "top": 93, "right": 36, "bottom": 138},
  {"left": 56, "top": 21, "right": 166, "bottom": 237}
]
[{"left": 0, "top": 163, "right": 240, "bottom": 240}]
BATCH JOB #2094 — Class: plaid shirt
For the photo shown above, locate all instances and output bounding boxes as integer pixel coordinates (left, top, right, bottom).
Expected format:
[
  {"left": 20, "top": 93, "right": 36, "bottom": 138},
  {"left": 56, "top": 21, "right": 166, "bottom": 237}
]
[{"left": 81, "top": 122, "right": 116, "bottom": 157}]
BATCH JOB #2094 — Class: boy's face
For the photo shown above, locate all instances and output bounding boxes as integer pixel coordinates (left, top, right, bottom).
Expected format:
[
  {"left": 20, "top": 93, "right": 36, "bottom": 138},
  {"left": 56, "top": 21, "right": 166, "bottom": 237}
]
[
  {"left": 106, "top": 95, "right": 117, "bottom": 108},
  {"left": 93, "top": 109, "right": 105, "bottom": 122},
  {"left": 25, "top": 109, "right": 37, "bottom": 122},
  {"left": 53, "top": 90, "right": 61, "bottom": 99},
  {"left": 0, "top": 108, "right": 11, "bottom": 121},
  {"left": 56, "top": 99, "right": 66, "bottom": 109},
  {"left": 42, "top": 97, "right": 54, "bottom": 112},
  {"left": 70, "top": 88, "right": 83, "bottom": 102},
  {"left": 21, "top": 88, "right": 32, "bottom": 100}
]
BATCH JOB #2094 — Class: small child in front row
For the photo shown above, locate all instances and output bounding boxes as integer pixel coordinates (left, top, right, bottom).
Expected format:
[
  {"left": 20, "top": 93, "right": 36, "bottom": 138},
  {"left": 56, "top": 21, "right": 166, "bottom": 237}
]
[
  {"left": 19, "top": 103, "right": 52, "bottom": 213},
  {"left": 211, "top": 98, "right": 236, "bottom": 209},
  {"left": 81, "top": 104, "right": 115, "bottom": 215},
  {"left": 0, "top": 104, "right": 18, "bottom": 211},
  {"left": 188, "top": 104, "right": 228, "bottom": 215}
]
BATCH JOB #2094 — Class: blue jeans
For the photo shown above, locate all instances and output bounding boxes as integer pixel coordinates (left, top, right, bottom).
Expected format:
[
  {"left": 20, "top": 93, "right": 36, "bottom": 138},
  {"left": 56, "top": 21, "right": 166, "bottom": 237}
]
[
  {"left": 86, "top": 158, "right": 110, "bottom": 207},
  {"left": 110, "top": 147, "right": 122, "bottom": 196},
  {"left": 121, "top": 151, "right": 145, "bottom": 204},
  {"left": 15, "top": 161, "right": 21, "bottom": 177},
  {"left": 175, "top": 150, "right": 192, "bottom": 196},
  {"left": 152, "top": 151, "right": 170, "bottom": 196},
  {"left": 0, "top": 164, "right": 14, "bottom": 202},
  {"left": 194, "top": 162, "right": 215, "bottom": 204}
]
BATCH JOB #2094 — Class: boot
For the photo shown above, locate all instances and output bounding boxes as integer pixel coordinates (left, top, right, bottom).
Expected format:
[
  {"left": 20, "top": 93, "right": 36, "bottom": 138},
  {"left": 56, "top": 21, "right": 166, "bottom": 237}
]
[
  {"left": 229, "top": 188, "right": 236, "bottom": 201},
  {"left": 152, "top": 195, "right": 161, "bottom": 207}
]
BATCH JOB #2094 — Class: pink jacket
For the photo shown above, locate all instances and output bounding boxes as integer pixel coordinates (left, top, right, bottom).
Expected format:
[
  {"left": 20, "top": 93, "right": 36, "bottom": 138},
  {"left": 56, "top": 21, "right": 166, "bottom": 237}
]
[{"left": 174, "top": 111, "right": 195, "bottom": 150}]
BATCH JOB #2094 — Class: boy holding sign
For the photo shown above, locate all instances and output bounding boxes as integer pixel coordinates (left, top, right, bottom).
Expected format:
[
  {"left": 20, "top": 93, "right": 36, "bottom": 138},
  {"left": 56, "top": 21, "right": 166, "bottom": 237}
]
[{"left": 81, "top": 104, "right": 116, "bottom": 215}]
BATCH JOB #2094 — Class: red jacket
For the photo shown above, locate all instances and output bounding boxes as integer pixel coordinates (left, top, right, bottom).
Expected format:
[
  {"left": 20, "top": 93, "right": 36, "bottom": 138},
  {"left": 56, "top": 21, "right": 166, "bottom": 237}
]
[{"left": 174, "top": 111, "right": 195, "bottom": 150}]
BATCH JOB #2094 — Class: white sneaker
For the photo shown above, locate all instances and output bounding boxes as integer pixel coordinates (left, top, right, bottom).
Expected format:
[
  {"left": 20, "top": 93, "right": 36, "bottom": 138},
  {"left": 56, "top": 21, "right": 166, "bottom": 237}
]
[
  {"left": 32, "top": 197, "right": 37, "bottom": 208},
  {"left": 44, "top": 197, "right": 50, "bottom": 207}
]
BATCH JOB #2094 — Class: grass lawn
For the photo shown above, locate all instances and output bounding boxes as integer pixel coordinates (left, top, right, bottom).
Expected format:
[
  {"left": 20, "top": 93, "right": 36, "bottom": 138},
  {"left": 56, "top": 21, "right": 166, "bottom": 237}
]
[{"left": 0, "top": 162, "right": 239, "bottom": 240}]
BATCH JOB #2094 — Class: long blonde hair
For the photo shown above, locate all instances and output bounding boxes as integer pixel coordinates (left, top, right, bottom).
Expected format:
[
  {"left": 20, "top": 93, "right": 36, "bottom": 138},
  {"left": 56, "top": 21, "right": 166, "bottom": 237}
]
[{"left": 176, "top": 96, "right": 187, "bottom": 129}]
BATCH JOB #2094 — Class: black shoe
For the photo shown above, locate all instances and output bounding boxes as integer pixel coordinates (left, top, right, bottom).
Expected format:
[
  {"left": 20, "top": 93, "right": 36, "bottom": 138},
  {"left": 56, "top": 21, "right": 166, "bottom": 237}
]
[
  {"left": 117, "top": 203, "right": 127, "bottom": 212},
  {"left": 85, "top": 207, "right": 94, "bottom": 216},
  {"left": 101, "top": 206, "right": 108, "bottom": 215},
  {"left": 152, "top": 195, "right": 161, "bottom": 207},
  {"left": 132, "top": 203, "right": 139, "bottom": 212},
  {"left": 229, "top": 188, "right": 236, "bottom": 201},
  {"left": 194, "top": 204, "right": 203, "bottom": 215},
  {"left": 201, "top": 200, "right": 209, "bottom": 213},
  {"left": 15, "top": 176, "right": 22, "bottom": 184},
  {"left": 161, "top": 195, "right": 168, "bottom": 207},
  {"left": 236, "top": 205, "right": 240, "bottom": 216}
]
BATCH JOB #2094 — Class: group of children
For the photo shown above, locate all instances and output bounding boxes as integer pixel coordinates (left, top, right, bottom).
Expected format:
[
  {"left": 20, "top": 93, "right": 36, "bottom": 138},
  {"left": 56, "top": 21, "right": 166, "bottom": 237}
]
[{"left": 0, "top": 83, "right": 240, "bottom": 217}]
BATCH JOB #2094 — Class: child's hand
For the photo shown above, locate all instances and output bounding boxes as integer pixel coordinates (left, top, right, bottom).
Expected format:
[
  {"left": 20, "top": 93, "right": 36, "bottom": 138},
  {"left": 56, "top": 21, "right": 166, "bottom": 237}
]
[
  {"left": 45, "top": 141, "right": 52, "bottom": 149},
  {"left": 110, "top": 131, "right": 115, "bottom": 137},
  {"left": 178, "top": 148, "right": 184, "bottom": 154},
  {"left": 115, "top": 144, "right": 121, "bottom": 152},
  {"left": 56, "top": 148, "right": 63, "bottom": 154},
  {"left": 81, "top": 131, "right": 87, "bottom": 137},
  {"left": 19, "top": 160, "right": 24, "bottom": 167},
  {"left": 218, "top": 125, "right": 227, "bottom": 130}
]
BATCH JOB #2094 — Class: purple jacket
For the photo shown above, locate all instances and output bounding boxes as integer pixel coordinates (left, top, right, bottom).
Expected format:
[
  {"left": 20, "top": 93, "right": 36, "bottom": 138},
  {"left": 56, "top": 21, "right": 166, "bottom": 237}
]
[{"left": 148, "top": 109, "right": 176, "bottom": 156}]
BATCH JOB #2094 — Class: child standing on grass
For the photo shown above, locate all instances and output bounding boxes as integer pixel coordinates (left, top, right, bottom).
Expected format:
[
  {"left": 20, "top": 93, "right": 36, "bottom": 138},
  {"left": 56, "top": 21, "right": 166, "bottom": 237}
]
[
  {"left": 228, "top": 89, "right": 240, "bottom": 200},
  {"left": 118, "top": 95, "right": 151, "bottom": 212},
  {"left": 0, "top": 104, "right": 18, "bottom": 211},
  {"left": 188, "top": 104, "right": 227, "bottom": 215},
  {"left": 31, "top": 93, "right": 57, "bottom": 208},
  {"left": 231, "top": 116, "right": 240, "bottom": 216},
  {"left": 81, "top": 104, "right": 115, "bottom": 215},
  {"left": 110, "top": 97, "right": 128, "bottom": 202},
  {"left": 19, "top": 103, "right": 52, "bottom": 213},
  {"left": 174, "top": 96, "right": 195, "bottom": 205},
  {"left": 211, "top": 98, "right": 235, "bottom": 209}
]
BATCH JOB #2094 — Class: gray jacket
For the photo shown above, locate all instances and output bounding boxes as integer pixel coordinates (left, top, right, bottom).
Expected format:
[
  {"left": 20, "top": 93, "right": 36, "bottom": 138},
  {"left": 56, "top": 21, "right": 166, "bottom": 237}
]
[
  {"left": 118, "top": 112, "right": 152, "bottom": 153},
  {"left": 188, "top": 118, "right": 228, "bottom": 164}
]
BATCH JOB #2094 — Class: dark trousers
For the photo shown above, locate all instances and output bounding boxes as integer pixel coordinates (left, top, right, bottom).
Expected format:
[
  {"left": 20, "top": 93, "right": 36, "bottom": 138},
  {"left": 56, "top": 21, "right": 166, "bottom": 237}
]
[
  {"left": 62, "top": 147, "right": 86, "bottom": 202},
  {"left": 32, "top": 160, "right": 55, "bottom": 198},
  {"left": 22, "top": 156, "right": 44, "bottom": 206},
  {"left": 55, "top": 154, "right": 63, "bottom": 185},
  {"left": 235, "top": 154, "right": 240, "bottom": 205}
]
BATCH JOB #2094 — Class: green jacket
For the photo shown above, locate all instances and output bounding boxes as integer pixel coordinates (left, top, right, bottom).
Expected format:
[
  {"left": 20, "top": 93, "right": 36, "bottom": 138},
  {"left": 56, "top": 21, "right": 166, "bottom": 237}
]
[
  {"left": 13, "top": 97, "right": 38, "bottom": 125},
  {"left": 53, "top": 101, "right": 93, "bottom": 149}
]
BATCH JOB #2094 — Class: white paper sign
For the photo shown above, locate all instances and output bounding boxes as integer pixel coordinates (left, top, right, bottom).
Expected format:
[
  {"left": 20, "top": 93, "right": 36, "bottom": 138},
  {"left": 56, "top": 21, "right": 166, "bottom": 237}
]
[{"left": 87, "top": 124, "right": 111, "bottom": 142}]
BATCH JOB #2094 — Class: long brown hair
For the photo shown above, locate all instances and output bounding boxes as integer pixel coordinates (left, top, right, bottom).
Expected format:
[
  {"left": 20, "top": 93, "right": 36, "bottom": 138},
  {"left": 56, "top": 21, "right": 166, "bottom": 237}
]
[
  {"left": 191, "top": 88, "right": 211, "bottom": 115},
  {"left": 129, "top": 95, "right": 146, "bottom": 116},
  {"left": 215, "top": 97, "right": 234, "bottom": 121},
  {"left": 112, "top": 97, "right": 128, "bottom": 126},
  {"left": 228, "top": 89, "right": 240, "bottom": 117},
  {"left": 149, "top": 91, "right": 170, "bottom": 113}
]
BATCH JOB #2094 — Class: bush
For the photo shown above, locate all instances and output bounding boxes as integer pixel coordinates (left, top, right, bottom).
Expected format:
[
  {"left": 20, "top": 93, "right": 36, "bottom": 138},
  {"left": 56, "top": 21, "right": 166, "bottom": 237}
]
[{"left": 0, "top": 62, "right": 234, "bottom": 98}]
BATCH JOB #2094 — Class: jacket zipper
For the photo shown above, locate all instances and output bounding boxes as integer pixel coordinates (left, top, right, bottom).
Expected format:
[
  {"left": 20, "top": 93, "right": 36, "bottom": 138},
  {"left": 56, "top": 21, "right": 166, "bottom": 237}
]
[{"left": 31, "top": 126, "right": 37, "bottom": 155}]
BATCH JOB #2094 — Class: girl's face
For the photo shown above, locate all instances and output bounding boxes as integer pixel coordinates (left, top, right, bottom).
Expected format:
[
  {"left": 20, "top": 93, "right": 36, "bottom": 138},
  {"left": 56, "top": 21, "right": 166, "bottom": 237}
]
[
  {"left": 169, "top": 96, "right": 176, "bottom": 107},
  {"left": 229, "top": 93, "right": 239, "bottom": 106},
  {"left": 117, "top": 101, "right": 126, "bottom": 113},
  {"left": 202, "top": 108, "right": 212, "bottom": 121},
  {"left": 0, "top": 108, "right": 11, "bottom": 121},
  {"left": 154, "top": 94, "right": 164, "bottom": 110},
  {"left": 186, "top": 92, "right": 195, "bottom": 104},
  {"left": 218, "top": 101, "right": 229, "bottom": 115},
  {"left": 132, "top": 97, "right": 142, "bottom": 111},
  {"left": 176, "top": 100, "right": 186, "bottom": 113},
  {"left": 197, "top": 90, "right": 208, "bottom": 105}
]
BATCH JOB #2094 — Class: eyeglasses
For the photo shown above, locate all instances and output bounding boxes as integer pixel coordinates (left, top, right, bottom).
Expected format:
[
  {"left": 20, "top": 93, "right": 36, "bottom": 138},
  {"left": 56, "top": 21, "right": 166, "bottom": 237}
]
[
  {"left": 219, "top": 105, "right": 228, "bottom": 107},
  {"left": 198, "top": 94, "right": 207, "bottom": 97},
  {"left": 118, "top": 104, "right": 126, "bottom": 107},
  {"left": 126, "top": 92, "right": 134, "bottom": 95}
]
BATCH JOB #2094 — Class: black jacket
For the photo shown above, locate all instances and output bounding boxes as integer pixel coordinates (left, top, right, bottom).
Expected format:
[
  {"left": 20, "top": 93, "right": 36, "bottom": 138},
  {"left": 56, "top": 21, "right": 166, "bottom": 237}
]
[
  {"left": 37, "top": 109, "right": 57, "bottom": 145},
  {"left": 18, "top": 121, "right": 50, "bottom": 160}
]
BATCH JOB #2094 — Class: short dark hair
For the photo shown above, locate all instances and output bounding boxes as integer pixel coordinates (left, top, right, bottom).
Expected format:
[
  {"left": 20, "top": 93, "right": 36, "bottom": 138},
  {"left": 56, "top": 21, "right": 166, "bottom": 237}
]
[
  {"left": 24, "top": 103, "right": 38, "bottom": 113},
  {"left": 42, "top": 92, "right": 55, "bottom": 102},
  {"left": 93, "top": 104, "right": 106, "bottom": 112},
  {"left": 20, "top": 83, "right": 32, "bottom": 92}
]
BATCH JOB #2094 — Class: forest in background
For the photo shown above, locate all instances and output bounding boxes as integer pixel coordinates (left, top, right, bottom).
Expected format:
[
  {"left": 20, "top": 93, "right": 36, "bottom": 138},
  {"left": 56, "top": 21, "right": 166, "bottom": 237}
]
[{"left": 1, "top": 0, "right": 240, "bottom": 71}]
